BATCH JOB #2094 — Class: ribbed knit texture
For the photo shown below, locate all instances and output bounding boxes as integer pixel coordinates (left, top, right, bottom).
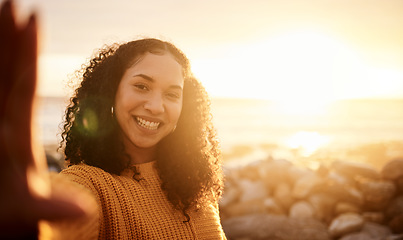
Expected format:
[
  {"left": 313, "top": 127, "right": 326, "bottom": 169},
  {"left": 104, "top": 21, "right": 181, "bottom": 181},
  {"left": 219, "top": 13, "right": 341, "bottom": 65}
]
[{"left": 59, "top": 162, "right": 226, "bottom": 239}]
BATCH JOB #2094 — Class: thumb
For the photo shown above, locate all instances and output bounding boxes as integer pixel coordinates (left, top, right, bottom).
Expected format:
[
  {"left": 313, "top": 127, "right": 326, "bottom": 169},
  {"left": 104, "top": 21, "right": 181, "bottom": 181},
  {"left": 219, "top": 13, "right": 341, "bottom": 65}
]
[
  {"left": 31, "top": 195, "right": 88, "bottom": 222},
  {"left": 32, "top": 173, "right": 98, "bottom": 222}
]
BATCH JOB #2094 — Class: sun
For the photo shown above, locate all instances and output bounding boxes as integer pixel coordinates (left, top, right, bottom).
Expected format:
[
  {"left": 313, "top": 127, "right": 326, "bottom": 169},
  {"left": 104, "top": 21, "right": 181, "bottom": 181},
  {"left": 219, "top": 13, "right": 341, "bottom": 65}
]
[
  {"left": 285, "top": 131, "right": 330, "bottom": 157},
  {"left": 192, "top": 27, "right": 403, "bottom": 111},
  {"left": 252, "top": 30, "right": 356, "bottom": 103},
  {"left": 193, "top": 29, "right": 357, "bottom": 100},
  {"left": 272, "top": 98, "right": 330, "bottom": 116}
]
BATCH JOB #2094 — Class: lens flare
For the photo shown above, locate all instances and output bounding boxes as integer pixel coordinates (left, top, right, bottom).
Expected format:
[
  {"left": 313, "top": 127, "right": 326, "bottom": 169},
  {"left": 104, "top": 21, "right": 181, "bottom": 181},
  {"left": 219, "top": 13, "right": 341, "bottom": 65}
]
[{"left": 285, "top": 131, "right": 330, "bottom": 157}]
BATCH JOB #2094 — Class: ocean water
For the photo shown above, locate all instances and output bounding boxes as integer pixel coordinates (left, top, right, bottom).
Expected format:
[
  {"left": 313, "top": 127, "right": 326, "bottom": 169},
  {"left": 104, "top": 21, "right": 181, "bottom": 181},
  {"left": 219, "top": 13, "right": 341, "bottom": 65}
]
[
  {"left": 210, "top": 98, "right": 403, "bottom": 167},
  {"left": 210, "top": 98, "right": 403, "bottom": 148},
  {"left": 36, "top": 97, "right": 403, "bottom": 166},
  {"left": 36, "top": 97, "right": 67, "bottom": 146}
]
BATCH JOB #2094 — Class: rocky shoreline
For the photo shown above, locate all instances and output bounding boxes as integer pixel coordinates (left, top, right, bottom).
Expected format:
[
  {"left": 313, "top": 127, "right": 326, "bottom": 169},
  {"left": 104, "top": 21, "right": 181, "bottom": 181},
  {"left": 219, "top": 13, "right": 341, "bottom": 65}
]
[
  {"left": 219, "top": 157, "right": 403, "bottom": 240},
  {"left": 44, "top": 144, "right": 403, "bottom": 239}
]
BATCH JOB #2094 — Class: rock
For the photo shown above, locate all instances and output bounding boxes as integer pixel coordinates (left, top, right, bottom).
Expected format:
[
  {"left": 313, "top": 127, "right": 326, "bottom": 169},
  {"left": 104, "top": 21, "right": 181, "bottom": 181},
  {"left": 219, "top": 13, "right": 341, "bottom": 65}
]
[
  {"left": 324, "top": 171, "right": 363, "bottom": 205},
  {"left": 397, "top": 177, "right": 403, "bottom": 194},
  {"left": 332, "top": 160, "right": 380, "bottom": 180},
  {"left": 328, "top": 213, "right": 365, "bottom": 238},
  {"left": 342, "top": 187, "right": 365, "bottom": 206},
  {"left": 286, "top": 165, "right": 313, "bottom": 185},
  {"left": 385, "top": 234, "right": 403, "bottom": 240},
  {"left": 325, "top": 181, "right": 364, "bottom": 205},
  {"left": 362, "top": 212, "right": 385, "bottom": 224},
  {"left": 339, "top": 232, "right": 374, "bottom": 240},
  {"left": 273, "top": 182, "right": 295, "bottom": 210},
  {"left": 327, "top": 170, "right": 355, "bottom": 186},
  {"left": 258, "top": 159, "right": 293, "bottom": 189},
  {"left": 308, "top": 193, "right": 337, "bottom": 223},
  {"left": 389, "top": 214, "right": 403, "bottom": 234},
  {"left": 238, "top": 179, "right": 268, "bottom": 203},
  {"left": 316, "top": 164, "right": 330, "bottom": 178},
  {"left": 339, "top": 222, "right": 391, "bottom": 240},
  {"left": 289, "top": 201, "right": 314, "bottom": 219},
  {"left": 222, "top": 214, "right": 330, "bottom": 240},
  {"left": 224, "top": 166, "right": 241, "bottom": 181},
  {"left": 220, "top": 180, "right": 240, "bottom": 208},
  {"left": 357, "top": 178, "right": 396, "bottom": 210},
  {"left": 275, "top": 217, "right": 331, "bottom": 240},
  {"left": 385, "top": 195, "right": 403, "bottom": 220},
  {"left": 223, "top": 199, "right": 266, "bottom": 217},
  {"left": 238, "top": 163, "right": 261, "bottom": 181},
  {"left": 263, "top": 198, "right": 285, "bottom": 215},
  {"left": 382, "top": 159, "right": 403, "bottom": 180},
  {"left": 224, "top": 197, "right": 287, "bottom": 218},
  {"left": 222, "top": 214, "right": 288, "bottom": 240},
  {"left": 220, "top": 156, "right": 403, "bottom": 239},
  {"left": 334, "top": 202, "right": 361, "bottom": 216},
  {"left": 292, "top": 174, "right": 324, "bottom": 199},
  {"left": 362, "top": 222, "right": 392, "bottom": 239}
]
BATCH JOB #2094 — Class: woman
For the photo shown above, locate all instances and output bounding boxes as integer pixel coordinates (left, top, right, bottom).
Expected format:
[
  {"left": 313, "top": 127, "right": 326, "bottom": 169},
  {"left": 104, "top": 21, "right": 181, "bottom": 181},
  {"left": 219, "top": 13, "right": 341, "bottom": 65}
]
[
  {"left": 0, "top": 1, "right": 226, "bottom": 239},
  {"left": 55, "top": 39, "right": 225, "bottom": 238}
]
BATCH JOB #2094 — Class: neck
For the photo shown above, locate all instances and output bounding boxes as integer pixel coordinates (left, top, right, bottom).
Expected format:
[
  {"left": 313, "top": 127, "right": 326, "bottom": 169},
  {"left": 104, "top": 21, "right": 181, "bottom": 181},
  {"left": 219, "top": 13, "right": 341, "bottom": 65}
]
[
  {"left": 124, "top": 143, "right": 157, "bottom": 165},
  {"left": 132, "top": 147, "right": 156, "bottom": 165}
]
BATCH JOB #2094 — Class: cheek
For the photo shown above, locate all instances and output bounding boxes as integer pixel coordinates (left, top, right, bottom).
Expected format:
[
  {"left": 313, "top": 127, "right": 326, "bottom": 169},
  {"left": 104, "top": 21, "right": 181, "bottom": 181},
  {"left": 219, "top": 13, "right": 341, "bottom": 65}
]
[
  {"left": 114, "top": 90, "right": 133, "bottom": 124},
  {"left": 170, "top": 101, "right": 183, "bottom": 123},
  {"left": 115, "top": 88, "right": 140, "bottom": 111}
]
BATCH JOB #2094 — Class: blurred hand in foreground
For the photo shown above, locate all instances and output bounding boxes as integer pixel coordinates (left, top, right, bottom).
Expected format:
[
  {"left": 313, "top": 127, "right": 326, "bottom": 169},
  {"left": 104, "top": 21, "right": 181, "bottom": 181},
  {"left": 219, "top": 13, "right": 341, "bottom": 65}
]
[{"left": 0, "top": 0, "right": 86, "bottom": 238}]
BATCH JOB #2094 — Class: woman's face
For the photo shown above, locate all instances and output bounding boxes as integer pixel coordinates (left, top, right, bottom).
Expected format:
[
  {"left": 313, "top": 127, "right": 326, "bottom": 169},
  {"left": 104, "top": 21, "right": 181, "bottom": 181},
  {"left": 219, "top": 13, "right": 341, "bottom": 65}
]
[{"left": 114, "top": 52, "right": 184, "bottom": 152}]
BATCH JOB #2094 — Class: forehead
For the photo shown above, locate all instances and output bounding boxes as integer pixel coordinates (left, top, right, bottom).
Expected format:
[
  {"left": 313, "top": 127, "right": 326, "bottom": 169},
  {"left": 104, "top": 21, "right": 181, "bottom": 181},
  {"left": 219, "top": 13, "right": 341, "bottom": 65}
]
[{"left": 128, "top": 53, "right": 184, "bottom": 82}]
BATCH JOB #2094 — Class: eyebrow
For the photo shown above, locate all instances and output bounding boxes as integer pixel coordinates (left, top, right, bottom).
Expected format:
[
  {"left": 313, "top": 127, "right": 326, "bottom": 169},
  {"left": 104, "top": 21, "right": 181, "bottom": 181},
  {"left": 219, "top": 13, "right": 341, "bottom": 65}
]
[
  {"left": 134, "top": 74, "right": 154, "bottom": 82},
  {"left": 133, "top": 74, "right": 183, "bottom": 90}
]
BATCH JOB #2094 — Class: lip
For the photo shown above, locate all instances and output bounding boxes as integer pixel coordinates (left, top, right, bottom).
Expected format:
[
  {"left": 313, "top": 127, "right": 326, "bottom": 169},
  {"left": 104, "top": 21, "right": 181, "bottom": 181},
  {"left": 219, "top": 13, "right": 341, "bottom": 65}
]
[{"left": 133, "top": 115, "right": 164, "bottom": 131}]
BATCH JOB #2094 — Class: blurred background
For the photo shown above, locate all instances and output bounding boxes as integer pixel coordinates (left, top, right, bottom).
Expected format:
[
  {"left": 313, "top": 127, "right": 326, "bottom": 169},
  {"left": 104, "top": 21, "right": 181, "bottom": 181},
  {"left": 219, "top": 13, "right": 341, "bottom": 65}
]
[{"left": 6, "top": 0, "right": 403, "bottom": 169}]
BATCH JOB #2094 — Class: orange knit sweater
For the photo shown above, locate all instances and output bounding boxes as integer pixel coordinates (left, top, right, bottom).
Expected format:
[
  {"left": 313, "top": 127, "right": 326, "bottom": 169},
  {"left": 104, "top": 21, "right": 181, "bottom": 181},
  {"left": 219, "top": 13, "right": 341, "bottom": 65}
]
[{"left": 52, "top": 162, "right": 226, "bottom": 239}]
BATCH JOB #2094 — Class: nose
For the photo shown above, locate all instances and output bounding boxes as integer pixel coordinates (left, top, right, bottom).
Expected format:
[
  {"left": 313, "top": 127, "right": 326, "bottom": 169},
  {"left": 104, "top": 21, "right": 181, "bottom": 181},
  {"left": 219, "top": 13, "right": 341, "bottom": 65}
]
[{"left": 144, "top": 93, "right": 165, "bottom": 114}]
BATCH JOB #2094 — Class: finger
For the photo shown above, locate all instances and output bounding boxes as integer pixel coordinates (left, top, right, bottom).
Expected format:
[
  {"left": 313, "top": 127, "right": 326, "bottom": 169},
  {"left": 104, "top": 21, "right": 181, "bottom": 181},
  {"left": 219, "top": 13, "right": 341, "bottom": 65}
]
[
  {"left": 29, "top": 175, "right": 97, "bottom": 221},
  {"left": 32, "top": 197, "right": 87, "bottom": 221},
  {"left": 3, "top": 13, "right": 38, "bottom": 169},
  {"left": 0, "top": 0, "right": 18, "bottom": 112},
  {"left": 0, "top": 0, "right": 20, "bottom": 174},
  {"left": 15, "top": 14, "right": 37, "bottom": 103},
  {"left": 11, "top": 13, "right": 37, "bottom": 142}
]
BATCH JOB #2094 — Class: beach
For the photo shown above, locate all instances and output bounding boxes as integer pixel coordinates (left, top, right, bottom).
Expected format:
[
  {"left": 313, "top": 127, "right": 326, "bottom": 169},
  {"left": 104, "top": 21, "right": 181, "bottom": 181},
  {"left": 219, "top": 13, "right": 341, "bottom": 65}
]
[
  {"left": 36, "top": 96, "right": 403, "bottom": 237},
  {"left": 37, "top": 97, "right": 403, "bottom": 168}
]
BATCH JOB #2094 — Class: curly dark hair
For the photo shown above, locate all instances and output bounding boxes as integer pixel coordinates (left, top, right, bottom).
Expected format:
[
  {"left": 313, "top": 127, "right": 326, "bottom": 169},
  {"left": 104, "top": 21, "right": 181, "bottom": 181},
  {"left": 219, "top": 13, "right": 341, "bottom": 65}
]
[{"left": 60, "top": 38, "right": 223, "bottom": 212}]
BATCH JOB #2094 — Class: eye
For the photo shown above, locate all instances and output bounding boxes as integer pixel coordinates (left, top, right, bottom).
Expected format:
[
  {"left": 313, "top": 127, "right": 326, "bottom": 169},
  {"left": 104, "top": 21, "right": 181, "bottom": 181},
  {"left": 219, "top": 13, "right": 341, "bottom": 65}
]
[
  {"left": 166, "top": 91, "right": 181, "bottom": 100},
  {"left": 134, "top": 83, "right": 149, "bottom": 91}
]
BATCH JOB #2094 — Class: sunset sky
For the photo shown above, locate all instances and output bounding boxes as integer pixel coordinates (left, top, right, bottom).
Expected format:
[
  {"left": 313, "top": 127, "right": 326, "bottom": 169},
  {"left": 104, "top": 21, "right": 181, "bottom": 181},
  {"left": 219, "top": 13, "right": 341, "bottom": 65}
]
[{"left": 8, "top": 0, "right": 403, "bottom": 100}]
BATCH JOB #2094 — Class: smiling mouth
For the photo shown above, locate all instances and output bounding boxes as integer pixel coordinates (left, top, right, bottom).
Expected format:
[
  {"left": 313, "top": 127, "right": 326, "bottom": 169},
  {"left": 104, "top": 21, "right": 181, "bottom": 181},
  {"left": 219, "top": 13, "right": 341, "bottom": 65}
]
[{"left": 136, "top": 117, "right": 161, "bottom": 130}]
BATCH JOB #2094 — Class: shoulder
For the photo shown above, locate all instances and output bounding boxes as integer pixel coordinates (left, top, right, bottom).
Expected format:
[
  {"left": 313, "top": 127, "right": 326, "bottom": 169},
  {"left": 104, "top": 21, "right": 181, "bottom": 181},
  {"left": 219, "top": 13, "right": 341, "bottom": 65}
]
[
  {"left": 61, "top": 163, "right": 108, "bottom": 176},
  {"left": 60, "top": 164, "right": 115, "bottom": 192}
]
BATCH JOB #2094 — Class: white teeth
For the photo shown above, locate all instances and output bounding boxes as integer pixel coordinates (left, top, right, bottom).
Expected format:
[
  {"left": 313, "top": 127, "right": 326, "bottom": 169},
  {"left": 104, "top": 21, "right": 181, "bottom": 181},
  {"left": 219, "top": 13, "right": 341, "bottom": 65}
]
[{"left": 136, "top": 117, "right": 160, "bottom": 130}]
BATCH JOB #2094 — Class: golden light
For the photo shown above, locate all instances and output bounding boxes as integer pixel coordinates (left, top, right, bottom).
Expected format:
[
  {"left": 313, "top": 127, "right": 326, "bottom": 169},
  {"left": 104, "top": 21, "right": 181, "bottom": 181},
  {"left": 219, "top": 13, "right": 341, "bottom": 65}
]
[
  {"left": 272, "top": 99, "right": 330, "bottom": 116},
  {"left": 193, "top": 28, "right": 403, "bottom": 106},
  {"left": 194, "top": 29, "right": 359, "bottom": 100},
  {"left": 38, "top": 54, "right": 86, "bottom": 97},
  {"left": 285, "top": 131, "right": 330, "bottom": 157}
]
